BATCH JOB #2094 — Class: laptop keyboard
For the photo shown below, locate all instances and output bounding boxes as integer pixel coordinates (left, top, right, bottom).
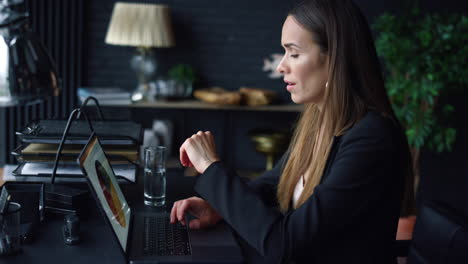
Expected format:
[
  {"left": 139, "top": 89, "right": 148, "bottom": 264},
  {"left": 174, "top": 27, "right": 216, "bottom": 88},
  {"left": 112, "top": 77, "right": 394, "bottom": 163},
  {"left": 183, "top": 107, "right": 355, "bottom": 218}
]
[{"left": 143, "top": 215, "right": 192, "bottom": 256}]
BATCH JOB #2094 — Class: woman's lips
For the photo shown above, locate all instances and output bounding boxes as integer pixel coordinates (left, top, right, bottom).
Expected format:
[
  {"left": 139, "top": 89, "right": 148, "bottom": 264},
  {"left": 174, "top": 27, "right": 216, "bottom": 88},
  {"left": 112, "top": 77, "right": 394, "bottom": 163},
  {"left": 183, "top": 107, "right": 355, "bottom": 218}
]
[{"left": 285, "top": 82, "right": 296, "bottom": 91}]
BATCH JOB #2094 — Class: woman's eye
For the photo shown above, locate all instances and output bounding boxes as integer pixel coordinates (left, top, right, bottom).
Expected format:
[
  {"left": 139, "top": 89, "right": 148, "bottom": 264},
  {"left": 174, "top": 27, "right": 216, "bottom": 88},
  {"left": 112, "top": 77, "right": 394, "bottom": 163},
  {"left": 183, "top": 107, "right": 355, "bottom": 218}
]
[{"left": 290, "top": 54, "right": 299, "bottom": 58}]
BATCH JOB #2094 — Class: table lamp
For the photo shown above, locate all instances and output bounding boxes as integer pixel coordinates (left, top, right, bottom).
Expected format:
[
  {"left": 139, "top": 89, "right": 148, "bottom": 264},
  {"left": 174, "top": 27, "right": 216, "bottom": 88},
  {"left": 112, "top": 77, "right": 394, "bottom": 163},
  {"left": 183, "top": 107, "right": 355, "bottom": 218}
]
[
  {"left": 105, "top": 2, "right": 175, "bottom": 102},
  {"left": 0, "top": 0, "right": 60, "bottom": 106}
]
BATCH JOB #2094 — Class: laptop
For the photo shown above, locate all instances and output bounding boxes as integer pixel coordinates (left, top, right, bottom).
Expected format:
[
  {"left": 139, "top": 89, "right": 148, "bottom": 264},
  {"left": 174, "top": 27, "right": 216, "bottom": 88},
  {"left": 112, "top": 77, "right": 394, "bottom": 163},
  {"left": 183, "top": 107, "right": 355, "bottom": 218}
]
[{"left": 77, "top": 133, "right": 243, "bottom": 263}]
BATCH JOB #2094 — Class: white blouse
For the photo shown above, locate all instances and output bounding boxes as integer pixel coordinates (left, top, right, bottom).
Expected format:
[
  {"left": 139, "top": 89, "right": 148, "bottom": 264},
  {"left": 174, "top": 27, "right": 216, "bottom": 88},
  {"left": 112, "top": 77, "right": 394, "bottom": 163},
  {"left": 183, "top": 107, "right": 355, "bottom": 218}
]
[{"left": 292, "top": 175, "right": 305, "bottom": 208}]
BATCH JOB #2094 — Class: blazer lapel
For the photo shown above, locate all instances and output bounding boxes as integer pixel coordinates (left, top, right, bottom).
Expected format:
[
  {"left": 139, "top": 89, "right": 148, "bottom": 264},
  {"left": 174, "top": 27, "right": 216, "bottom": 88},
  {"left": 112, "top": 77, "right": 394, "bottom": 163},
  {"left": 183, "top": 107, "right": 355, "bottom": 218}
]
[{"left": 320, "top": 135, "right": 342, "bottom": 183}]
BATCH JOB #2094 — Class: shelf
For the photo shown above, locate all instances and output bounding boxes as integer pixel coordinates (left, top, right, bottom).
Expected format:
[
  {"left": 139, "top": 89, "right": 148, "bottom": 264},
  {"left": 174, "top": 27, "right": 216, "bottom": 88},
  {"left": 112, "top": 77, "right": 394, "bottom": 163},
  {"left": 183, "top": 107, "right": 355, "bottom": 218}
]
[{"left": 104, "top": 100, "right": 303, "bottom": 112}]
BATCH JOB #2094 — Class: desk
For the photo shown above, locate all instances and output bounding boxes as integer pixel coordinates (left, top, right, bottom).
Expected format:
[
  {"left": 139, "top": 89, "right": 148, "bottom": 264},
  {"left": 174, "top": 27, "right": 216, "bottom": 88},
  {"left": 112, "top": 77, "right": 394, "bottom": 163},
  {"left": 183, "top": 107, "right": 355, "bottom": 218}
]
[{"left": 0, "top": 169, "right": 198, "bottom": 264}]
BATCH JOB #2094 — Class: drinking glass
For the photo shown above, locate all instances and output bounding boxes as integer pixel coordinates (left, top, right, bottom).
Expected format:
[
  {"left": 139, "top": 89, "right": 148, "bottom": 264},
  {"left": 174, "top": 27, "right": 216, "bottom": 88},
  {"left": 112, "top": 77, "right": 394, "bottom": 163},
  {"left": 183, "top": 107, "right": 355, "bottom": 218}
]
[{"left": 143, "top": 146, "right": 167, "bottom": 206}]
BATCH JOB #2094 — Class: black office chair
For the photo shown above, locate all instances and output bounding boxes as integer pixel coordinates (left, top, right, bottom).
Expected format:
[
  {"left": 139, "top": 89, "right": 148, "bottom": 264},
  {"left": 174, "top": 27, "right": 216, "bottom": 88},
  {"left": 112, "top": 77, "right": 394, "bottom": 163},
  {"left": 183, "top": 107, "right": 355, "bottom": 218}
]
[{"left": 407, "top": 201, "right": 468, "bottom": 264}]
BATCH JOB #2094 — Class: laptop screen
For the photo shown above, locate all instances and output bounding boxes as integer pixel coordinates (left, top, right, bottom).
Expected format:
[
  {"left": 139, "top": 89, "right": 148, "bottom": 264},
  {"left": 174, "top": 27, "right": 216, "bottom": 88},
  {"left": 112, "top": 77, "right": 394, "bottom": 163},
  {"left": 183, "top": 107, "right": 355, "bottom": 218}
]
[{"left": 78, "top": 134, "right": 131, "bottom": 252}]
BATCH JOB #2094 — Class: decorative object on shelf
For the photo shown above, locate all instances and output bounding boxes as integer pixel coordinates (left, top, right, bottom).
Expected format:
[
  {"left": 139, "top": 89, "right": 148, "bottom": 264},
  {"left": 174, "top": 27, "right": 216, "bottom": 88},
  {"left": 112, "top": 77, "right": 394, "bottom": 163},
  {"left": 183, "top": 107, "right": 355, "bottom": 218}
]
[
  {"left": 168, "top": 64, "right": 196, "bottom": 84},
  {"left": 239, "top": 87, "right": 277, "bottom": 106},
  {"left": 262, "top": 53, "right": 283, "bottom": 79},
  {"left": 0, "top": 0, "right": 60, "bottom": 106},
  {"left": 373, "top": 7, "right": 468, "bottom": 206},
  {"left": 249, "top": 128, "right": 289, "bottom": 171},
  {"left": 154, "top": 64, "right": 197, "bottom": 100},
  {"left": 193, "top": 87, "right": 242, "bottom": 105},
  {"left": 193, "top": 86, "right": 278, "bottom": 106},
  {"left": 105, "top": 2, "right": 175, "bottom": 103},
  {"left": 166, "top": 64, "right": 196, "bottom": 99}
]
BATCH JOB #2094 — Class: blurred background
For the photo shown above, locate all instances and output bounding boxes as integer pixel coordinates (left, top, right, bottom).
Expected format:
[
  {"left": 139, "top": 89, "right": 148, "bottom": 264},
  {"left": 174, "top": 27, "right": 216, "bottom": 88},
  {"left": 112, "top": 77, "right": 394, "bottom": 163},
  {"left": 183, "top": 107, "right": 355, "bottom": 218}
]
[{"left": 0, "top": 0, "right": 467, "bottom": 217}]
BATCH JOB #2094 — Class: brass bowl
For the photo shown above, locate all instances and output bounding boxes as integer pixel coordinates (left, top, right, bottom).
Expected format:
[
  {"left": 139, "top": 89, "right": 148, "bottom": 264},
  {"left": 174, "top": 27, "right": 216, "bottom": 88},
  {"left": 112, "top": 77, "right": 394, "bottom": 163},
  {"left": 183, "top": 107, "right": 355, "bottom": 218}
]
[{"left": 249, "top": 129, "right": 289, "bottom": 170}]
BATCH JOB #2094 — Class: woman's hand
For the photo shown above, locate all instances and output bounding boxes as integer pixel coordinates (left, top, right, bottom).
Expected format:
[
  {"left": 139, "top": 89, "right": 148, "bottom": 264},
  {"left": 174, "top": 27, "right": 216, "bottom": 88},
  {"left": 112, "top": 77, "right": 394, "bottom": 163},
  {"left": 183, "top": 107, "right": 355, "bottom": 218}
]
[
  {"left": 170, "top": 197, "right": 222, "bottom": 229},
  {"left": 179, "top": 131, "right": 220, "bottom": 174}
]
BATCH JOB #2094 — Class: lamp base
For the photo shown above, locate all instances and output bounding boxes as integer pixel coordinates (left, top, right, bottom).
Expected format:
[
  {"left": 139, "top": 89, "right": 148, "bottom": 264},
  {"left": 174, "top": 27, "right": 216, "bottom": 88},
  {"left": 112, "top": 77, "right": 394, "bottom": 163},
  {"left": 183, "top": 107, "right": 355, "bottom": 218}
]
[{"left": 130, "top": 47, "right": 158, "bottom": 102}]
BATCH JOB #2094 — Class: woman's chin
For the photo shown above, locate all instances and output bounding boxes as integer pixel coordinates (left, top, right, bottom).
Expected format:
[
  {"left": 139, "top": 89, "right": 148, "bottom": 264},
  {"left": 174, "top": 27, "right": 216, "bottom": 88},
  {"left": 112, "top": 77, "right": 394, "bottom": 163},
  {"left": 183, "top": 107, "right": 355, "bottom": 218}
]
[
  {"left": 291, "top": 93, "right": 323, "bottom": 105},
  {"left": 291, "top": 95, "right": 305, "bottom": 104}
]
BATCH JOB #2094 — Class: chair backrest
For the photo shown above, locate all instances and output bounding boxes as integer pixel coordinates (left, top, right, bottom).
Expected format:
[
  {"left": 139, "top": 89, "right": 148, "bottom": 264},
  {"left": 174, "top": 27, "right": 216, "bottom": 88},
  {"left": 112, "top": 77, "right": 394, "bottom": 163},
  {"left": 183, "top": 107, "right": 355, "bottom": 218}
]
[{"left": 408, "top": 201, "right": 468, "bottom": 264}]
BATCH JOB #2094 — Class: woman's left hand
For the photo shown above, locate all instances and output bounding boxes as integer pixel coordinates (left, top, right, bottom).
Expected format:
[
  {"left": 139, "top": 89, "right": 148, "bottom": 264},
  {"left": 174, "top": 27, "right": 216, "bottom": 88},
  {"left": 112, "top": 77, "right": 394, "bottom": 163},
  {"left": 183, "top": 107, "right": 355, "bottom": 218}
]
[{"left": 179, "top": 131, "right": 220, "bottom": 174}]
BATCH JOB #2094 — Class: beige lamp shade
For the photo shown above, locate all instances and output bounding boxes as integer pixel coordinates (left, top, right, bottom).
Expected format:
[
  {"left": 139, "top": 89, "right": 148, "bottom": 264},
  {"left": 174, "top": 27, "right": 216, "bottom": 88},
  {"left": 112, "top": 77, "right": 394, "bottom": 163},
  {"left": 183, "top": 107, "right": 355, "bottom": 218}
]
[{"left": 105, "top": 2, "right": 175, "bottom": 48}]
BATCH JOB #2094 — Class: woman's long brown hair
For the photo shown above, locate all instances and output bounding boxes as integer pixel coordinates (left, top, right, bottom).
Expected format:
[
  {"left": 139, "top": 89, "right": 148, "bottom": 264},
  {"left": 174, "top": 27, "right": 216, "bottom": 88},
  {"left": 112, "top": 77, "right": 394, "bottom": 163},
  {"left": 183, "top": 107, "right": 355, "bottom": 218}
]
[{"left": 277, "top": 0, "right": 414, "bottom": 214}]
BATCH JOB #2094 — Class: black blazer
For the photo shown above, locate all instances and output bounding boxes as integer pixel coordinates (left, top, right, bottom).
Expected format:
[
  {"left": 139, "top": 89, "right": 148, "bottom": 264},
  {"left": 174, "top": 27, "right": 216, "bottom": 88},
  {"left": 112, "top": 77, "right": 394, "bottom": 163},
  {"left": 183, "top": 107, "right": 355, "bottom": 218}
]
[{"left": 194, "top": 111, "right": 407, "bottom": 264}]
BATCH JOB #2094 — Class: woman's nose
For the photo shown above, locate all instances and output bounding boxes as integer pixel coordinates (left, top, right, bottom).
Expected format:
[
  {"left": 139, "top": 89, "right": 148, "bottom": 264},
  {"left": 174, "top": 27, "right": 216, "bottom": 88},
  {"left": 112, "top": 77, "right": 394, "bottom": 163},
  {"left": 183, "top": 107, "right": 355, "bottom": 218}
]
[{"left": 276, "top": 56, "right": 287, "bottom": 74}]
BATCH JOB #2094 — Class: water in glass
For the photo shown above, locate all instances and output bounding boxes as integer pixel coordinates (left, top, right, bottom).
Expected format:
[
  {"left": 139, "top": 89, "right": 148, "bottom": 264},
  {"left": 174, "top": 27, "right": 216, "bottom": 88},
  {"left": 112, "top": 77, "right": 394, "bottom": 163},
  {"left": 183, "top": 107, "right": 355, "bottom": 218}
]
[
  {"left": 144, "top": 167, "right": 166, "bottom": 206},
  {"left": 144, "top": 146, "right": 167, "bottom": 206}
]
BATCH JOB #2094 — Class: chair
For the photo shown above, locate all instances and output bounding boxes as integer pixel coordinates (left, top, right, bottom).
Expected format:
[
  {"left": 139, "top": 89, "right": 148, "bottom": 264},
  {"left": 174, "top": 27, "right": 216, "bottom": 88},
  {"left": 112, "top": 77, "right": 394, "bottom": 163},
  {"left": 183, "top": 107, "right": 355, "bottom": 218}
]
[{"left": 407, "top": 201, "right": 468, "bottom": 263}]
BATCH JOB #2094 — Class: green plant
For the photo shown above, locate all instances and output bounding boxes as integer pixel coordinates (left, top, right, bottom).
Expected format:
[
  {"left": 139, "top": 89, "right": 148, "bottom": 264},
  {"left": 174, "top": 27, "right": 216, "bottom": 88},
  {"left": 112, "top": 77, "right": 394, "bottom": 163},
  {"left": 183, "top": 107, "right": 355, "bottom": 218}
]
[
  {"left": 373, "top": 9, "right": 468, "bottom": 173},
  {"left": 168, "top": 64, "right": 197, "bottom": 84}
]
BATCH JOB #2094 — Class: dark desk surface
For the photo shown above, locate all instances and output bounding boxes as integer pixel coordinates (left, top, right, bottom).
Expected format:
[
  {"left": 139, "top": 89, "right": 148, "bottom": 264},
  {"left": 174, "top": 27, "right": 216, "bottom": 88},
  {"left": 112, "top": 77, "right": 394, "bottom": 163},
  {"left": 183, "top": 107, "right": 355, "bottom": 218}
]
[{"left": 0, "top": 169, "right": 198, "bottom": 264}]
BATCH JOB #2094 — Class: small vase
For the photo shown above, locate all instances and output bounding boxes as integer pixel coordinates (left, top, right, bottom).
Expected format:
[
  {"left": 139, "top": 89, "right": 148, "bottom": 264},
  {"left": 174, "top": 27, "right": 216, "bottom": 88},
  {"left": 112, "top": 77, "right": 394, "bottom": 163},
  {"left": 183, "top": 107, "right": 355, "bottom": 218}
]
[{"left": 155, "top": 79, "right": 192, "bottom": 100}]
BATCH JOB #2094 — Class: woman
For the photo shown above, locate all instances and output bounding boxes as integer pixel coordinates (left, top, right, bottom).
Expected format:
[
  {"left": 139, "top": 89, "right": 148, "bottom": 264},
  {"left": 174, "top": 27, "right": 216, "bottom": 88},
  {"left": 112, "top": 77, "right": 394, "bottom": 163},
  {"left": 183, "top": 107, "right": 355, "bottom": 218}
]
[{"left": 171, "top": 0, "right": 413, "bottom": 263}]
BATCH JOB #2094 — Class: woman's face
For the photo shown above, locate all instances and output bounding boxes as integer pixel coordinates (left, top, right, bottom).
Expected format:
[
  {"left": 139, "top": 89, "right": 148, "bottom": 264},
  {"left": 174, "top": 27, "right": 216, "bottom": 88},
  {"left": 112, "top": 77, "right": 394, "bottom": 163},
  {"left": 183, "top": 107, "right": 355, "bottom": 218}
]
[{"left": 276, "top": 16, "right": 329, "bottom": 106}]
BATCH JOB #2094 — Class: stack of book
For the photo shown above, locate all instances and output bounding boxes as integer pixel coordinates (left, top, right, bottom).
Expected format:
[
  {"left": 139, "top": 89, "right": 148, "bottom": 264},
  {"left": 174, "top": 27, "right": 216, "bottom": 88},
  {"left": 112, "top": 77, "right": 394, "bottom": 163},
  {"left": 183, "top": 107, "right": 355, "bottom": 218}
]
[{"left": 77, "top": 87, "right": 132, "bottom": 105}]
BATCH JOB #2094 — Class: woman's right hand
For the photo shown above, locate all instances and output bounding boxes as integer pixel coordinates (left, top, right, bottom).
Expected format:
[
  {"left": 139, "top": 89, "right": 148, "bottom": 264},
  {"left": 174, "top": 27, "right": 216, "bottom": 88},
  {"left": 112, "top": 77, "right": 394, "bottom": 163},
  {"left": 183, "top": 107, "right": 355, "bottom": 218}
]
[{"left": 170, "top": 197, "right": 222, "bottom": 229}]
